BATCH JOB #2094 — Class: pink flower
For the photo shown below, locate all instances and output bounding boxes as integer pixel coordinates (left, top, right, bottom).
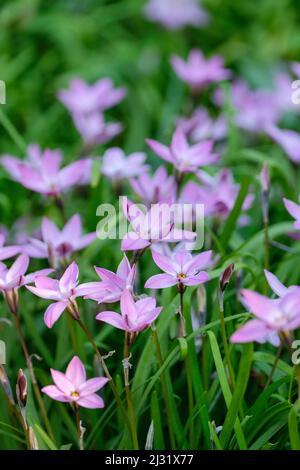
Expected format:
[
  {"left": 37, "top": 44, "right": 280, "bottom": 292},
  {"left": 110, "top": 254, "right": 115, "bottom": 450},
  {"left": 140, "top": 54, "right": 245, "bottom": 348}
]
[
  {"left": 171, "top": 49, "right": 230, "bottom": 92},
  {"left": 96, "top": 289, "right": 162, "bottom": 332},
  {"left": 0, "top": 233, "right": 20, "bottom": 261},
  {"left": 283, "top": 197, "right": 300, "bottom": 230},
  {"left": 145, "top": 249, "right": 211, "bottom": 289},
  {"left": 58, "top": 78, "right": 126, "bottom": 116},
  {"left": 231, "top": 289, "right": 300, "bottom": 346},
  {"left": 266, "top": 125, "right": 300, "bottom": 163},
  {"left": 130, "top": 166, "right": 176, "bottom": 205},
  {"left": 264, "top": 269, "right": 297, "bottom": 297},
  {"left": 23, "top": 215, "right": 96, "bottom": 264},
  {"left": 146, "top": 127, "right": 218, "bottom": 173},
  {"left": 42, "top": 356, "right": 108, "bottom": 409},
  {"left": 121, "top": 198, "right": 196, "bottom": 251},
  {"left": 101, "top": 148, "right": 149, "bottom": 181},
  {"left": 27, "top": 262, "right": 87, "bottom": 328},
  {"left": 79, "top": 256, "right": 136, "bottom": 304},
  {"left": 180, "top": 169, "right": 253, "bottom": 221},
  {"left": 1, "top": 144, "right": 91, "bottom": 196},
  {"left": 144, "top": 0, "right": 209, "bottom": 30},
  {"left": 178, "top": 108, "right": 227, "bottom": 142},
  {"left": 73, "top": 112, "right": 123, "bottom": 147}
]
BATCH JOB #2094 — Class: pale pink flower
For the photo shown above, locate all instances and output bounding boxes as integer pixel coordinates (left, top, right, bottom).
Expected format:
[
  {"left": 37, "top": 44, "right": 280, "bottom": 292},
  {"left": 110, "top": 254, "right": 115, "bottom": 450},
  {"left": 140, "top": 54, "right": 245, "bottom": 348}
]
[
  {"left": 266, "top": 125, "right": 300, "bottom": 163},
  {"left": 96, "top": 289, "right": 162, "bottom": 332},
  {"left": 101, "top": 148, "right": 149, "bottom": 181},
  {"left": 130, "top": 166, "right": 176, "bottom": 205},
  {"left": 27, "top": 262, "right": 87, "bottom": 328},
  {"left": 0, "top": 233, "right": 20, "bottom": 261},
  {"left": 144, "top": 0, "right": 209, "bottom": 30},
  {"left": 145, "top": 249, "right": 211, "bottom": 289},
  {"left": 73, "top": 111, "right": 123, "bottom": 147},
  {"left": 79, "top": 256, "right": 136, "bottom": 304},
  {"left": 42, "top": 356, "right": 108, "bottom": 409},
  {"left": 178, "top": 108, "right": 227, "bottom": 142},
  {"left": 23, "top": 215, "right": 96, "bottom": 263},
  {"left": 171, "top": 49, "right": 230, "bottom": 92},
  {"left": 146, "top": 127, "right": 218, "bottom": 173}
]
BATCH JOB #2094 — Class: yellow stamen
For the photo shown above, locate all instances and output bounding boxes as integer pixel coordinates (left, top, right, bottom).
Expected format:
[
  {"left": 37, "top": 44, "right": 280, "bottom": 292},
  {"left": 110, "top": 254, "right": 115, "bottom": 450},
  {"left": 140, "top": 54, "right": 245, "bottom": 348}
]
[
  {"left": 178, "top": 273, "right": 187, "bottom": 279},
  {"left": 71, "top": 391, "right": 79, "bottom": 397}
]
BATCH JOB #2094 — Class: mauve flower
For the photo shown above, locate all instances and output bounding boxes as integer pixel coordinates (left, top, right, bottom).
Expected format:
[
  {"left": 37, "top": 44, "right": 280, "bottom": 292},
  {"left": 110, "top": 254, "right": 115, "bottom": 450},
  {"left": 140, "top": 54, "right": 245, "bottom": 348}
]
[
  {"left": 145, "top": 249, "right": 211, "bottom": 289},
  {"left": 264, "top": 269, "right": 298, "bottom": 297},
  {"left": 180, "top": 169, "right": 253, "bottom": 221},
  {"left": 101, "top": 148, "right": 149, "bottom": 181},
  {"left": 171, "top": 49, "right": 230, "bottom": 92},
  {"left": 144, "top": 0, "right": 209, "bottom": 30},
  {"left": 96, "top": 289, "right": 162, "bottom": 332},
  {"left": 130, "top": 166, "right": 176, "bottom": 205},
  {"left": 230, "top": 288, "right": 300, "bottom": 346},
  {"left": 0, "top": 233, "right": 20, "bottom": 261},
  {"left": 58, "top": 78, "right": 126, "bottom": 115},
  {"left": 121, "top": 198, "right": 195, "bottom": 251},
  {"left": 73, "top": 111, "right": 123, "bottom": 147},
  {"left": 178, "top": 108, "right": 227, "bottom": 143},
  {"left": 80, "top": 255, "right": 136, "bottom": 304},
  {"left": 283, "top": 197, "right": 300, "bottom": 230},
  {"left": 146, "top": 127, "right": 218, "bottom": 173},
  {"left": 27, "top": 262, "right": 87, "bottom": 328},
  {"left": 0, "top": 254, "right": 53, "bottom": 313},
  {"left": 42, "top": 356, "right": 108, "bottom": 409},
  {"left": 266, "top": 125, "right": 300, "bottom": 163},
  {"left": 2, "top": 144, "right": 91, "bottom": 196},
  {"left": 23, "top": 214, "right": 96, "bottom": 264}
]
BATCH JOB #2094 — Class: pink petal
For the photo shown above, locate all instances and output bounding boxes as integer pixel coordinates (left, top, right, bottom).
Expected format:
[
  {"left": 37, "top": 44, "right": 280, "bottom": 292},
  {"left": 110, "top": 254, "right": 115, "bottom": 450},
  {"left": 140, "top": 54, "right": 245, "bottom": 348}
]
[
  {"left": 26, "top": 284, "right": 61, "bottom": 300},
  {"left": 44, "top": 301, "right": 67, "bottom": 328},
  {"left": 146, "top": 139, "right": 173, "bottom": 163},
  {"left": 151, "top": 250, "right": 177, "bottom": 274},
  {"left": 184, "top": 250, "right": 212, "bottom": 274},
  {"left": 230, "top": 319, "right": 271, "bottom": 343},
  {"left": 94, "top": 267, "right": 124, "bottom": 289},
  {"left": 96, "top": 311, "right": 127, "bottom": 330},
  {"left": 7, "top": 254, "right": 29, "bottom": 282},
  {"left": 59, "top": 262, "right": 79, "bottom": 293},
  {"left": 283, "top": 198, "right": 300, "bottom": 221},
  {"left": 65, "top": 356, "right": 86, "bottom": 387},
  {"left": 264, "top": 270, "right": 287, "bottom": 297},
  {"left": 0, "top": 245, "right": 20, "bottom": 261},
  {"left": 50, "top": 369, "right": 74, "bottom": 394},
  {"left": 77, "top": 393, "right": 105, "bottom": 409},
  {"left": 120, "top": 289, "right": 138, "bottom": 322},
  {"left": 116, "top": 255, "right": 131, "bottom": 279},
  {"left": 62, "top": 214, "right": 82, "bottom": 241},
  {"left": 121, "top": 234, "right": 150, "bottom": 251},
  {"left": 145, "top": 273, "right": 177, "bottom": 289},
  {"left": 183, "top": 271, "right": 209, "bottom": 286},
  {"left": 240, "top": 289, "right": 278, "bottom": 322},
  {"left": 42, "top": 385, "right": 69, "bottom": 402},
  {"left": 78, "top": 377, "right": 109, "bottom": 396},
  {"left": 35, "top": 276, "right": 60, "bottom": 291},
  {"left": 41, "top": 218, "right": 60, "bottom": 244}
]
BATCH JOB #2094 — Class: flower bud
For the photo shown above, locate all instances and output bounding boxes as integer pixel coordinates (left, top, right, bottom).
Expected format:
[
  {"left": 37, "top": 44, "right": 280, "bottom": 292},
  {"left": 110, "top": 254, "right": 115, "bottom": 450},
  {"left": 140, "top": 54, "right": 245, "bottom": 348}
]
[
  {"left": 219, "top": 263, "right": 235, "bottom": 293},
  {"left": 16, "top": 368, "right": 27, "bottom": 408}
]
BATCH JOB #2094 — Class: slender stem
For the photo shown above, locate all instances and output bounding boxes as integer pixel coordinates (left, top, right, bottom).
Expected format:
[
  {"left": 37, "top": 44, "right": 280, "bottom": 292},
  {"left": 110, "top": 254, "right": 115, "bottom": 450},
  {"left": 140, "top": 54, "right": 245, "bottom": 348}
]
[
  {"left": 218, "top": 292, "right": 235, "bottom": 388},
  {"left": 12, "top": 310, "right": 55, "bottom": 442},
  {"left": 263, "top": 218, "right": 270, "bottom": 272},
  {"left": 264, "top": 342, "right": 283, "bottom": 389},
  {"left": 74, "top": 317, "right": 131, "bottom": 433},
  {"left": 0, "top": 108, "right": 27, "bottom": 152},
  {"left": 74, "top": 404, "right": 84, "bottom": 450},
  {"left": 179, "top": 288, "right": 186, "bottom": 338},
  {"left": 123, "top": 332, "right": 139, "bottom": 450},
  {"left": 151, "top": 326, "right": 176, "bottom": 449}
]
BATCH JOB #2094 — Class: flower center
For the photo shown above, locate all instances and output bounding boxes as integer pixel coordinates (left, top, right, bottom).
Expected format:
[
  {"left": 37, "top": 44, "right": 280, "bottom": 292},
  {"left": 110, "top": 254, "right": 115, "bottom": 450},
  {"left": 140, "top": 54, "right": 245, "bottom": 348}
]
[
  {"left": 71, "top": 391, "right": 79, "bottom": 397},
  {"left": 178, "top": 273, "right": 187, "bottom": 279}
]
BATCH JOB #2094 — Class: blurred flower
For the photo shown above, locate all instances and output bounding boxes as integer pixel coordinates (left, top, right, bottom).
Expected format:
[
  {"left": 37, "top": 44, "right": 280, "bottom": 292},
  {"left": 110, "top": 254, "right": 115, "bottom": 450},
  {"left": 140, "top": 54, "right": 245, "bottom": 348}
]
[
  {"left": 178, "top": 108, "right": 227, "bottom": 142},
  {"left": 0, "top": 233, "right": 20, "bottom": 261},
  {"left": 101, "top": 147, "right": 149, "bottom": 181},
  {"left": 23, "top": 215, "right": 96, "bottom": 265},
  {"left": 96, "top": 289, "right": 162, "bottom": 332},
  {"left": 283, "top": 197, "right": 300, "bottom": 230},
  {"left": 144, "top": 0, "right": 209, "bottom": 30},
  {"left": 42, "top": 356, "right": 108, "bottom": 409},
  {"left": 73, "top": 112, "right": 123, "bottom": 147},
  {"left": 58, "top": 78, "right": 126, "bottom": 115},
  {"left": 171, "top": 49, "right": 230, "bottom": 92},
  {"left": 231, "top": 288, "right": 300, "bottom": 346},
  {"left": 27, "top": 262, "right": 87, "bottom": 328},
  {"left": 260, "top": 164, "right": 270, "bottom": 193},
  {"left": 264, "top": 269, "right": 297, "bottom": 297},
  {"left": 130, "top": 166, "right": 176, "bottom": 205},
  {"left": 80, "top": 255, "right": 136, "bottom": 304},
  {"left": 145, "top": 249, "right": 211, "bottom": 289},
  {"left": 121, "top": 198, "right": 195, "bottom": 251},
  {"left": 0, "top": 254, "right": 53, "bottom": 313},
  {"left": 1, "top": 144, "right": 91, "bottom": 196},
  {"left": 146, "top": 127, "right": 218, "bottom": 173},
  {"left": 266, "top": 125, "right": 300, "bottom": 163},
  {"left": 180, "top": 169, "right": 253, "bottom": 221}
]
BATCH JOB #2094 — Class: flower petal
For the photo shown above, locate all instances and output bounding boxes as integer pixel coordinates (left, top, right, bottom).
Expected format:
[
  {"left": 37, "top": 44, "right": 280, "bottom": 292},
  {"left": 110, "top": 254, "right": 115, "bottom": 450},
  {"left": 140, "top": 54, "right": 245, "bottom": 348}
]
[
  {"left": 44, "top": 301, "right": 67, "bottom": 328},
  {"left": 65, "top": 356, "right": 86, "bottom": 387}
]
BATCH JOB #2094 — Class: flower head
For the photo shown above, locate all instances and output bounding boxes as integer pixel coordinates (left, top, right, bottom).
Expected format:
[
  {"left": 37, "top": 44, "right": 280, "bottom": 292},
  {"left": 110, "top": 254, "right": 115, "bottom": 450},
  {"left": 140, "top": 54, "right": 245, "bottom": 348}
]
[
  {"left": 145, "top": 249, "right": 212, "bottom": 289},
  {"left": 130, "top": 166, "right": 176, "bottom": 205},
  {"left": 178, "top": 108, "right": 227, "bottom": 142},
  {"left": 42, "top": 356, "right": 108, "bottom": 409},
  {"left": 27, "top": 262, "right": 87, "bottom": 328},
  {"left": 146, "top": 127, "right": 218, "bottom": 173},
  {"left": 171, "top": 49, "right": 230, "bottom": 91},
  {"left": 144, "top": 0, "right": 209, "bottom": 30},
  {"left": 266, "top": 125, "right": 300, "bottom": 163},
  {"left": 96, "top": 289, "right": 162, "bottom": 333},
  {"left": 231, "top": 288, "right": 300, "bottom": 346},
  {"left": 73, "top": 112, "right": 123, "bottom": 147},
  {"left": 101, "top": 148, "right": 149, "bottom": 181},
  {"left": 80, "top": 256, "right": 136, "bottom": 304},
  {"left": 23, "top": 214, "right": 96, "bottom": 265}
]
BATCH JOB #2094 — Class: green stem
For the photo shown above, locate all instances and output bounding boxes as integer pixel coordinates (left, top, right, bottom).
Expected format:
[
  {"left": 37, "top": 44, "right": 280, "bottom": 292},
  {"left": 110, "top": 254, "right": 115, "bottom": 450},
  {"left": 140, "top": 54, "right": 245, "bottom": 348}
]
[
  {"left": 264, "top": 342, "right": 283, "bottom": 390},
  {"left": 74, "top": 404, "right": 83, "bottom": 450},
  {"left": 151, "top": 326, "right": 176, "bottom": 449},
  {"left": 219, "top": 293, "right": 235, "bottom": 388},
  {"left": 0, "top": 108, "right": 27, "bottom": 153},
  {"left": 123, "top": 332, "right": 139, "bottom": 450}
]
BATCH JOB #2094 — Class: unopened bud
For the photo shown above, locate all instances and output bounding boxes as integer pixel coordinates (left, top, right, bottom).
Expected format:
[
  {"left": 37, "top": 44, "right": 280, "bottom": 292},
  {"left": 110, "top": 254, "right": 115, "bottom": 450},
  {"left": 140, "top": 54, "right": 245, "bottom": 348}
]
[
  {"left": 260, "top": 163, "right": 270, "bottom": 194},
  {"left": 219, "top": 263, "right": 235, "bottom": 293},
  {"left": 16, "top": 369, "right": 27, "bottom": 408}
]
